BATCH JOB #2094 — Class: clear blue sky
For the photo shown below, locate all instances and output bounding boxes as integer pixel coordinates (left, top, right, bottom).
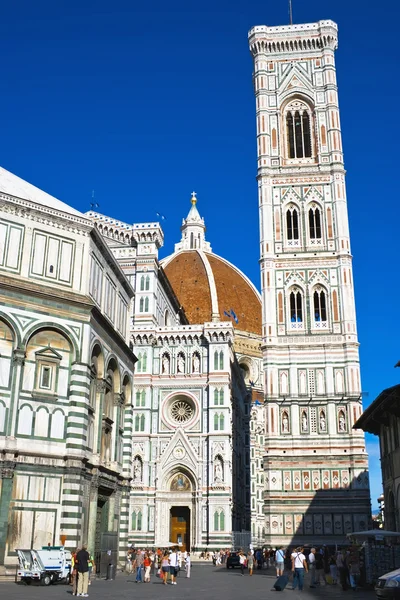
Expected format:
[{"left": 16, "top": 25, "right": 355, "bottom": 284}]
[{"left": 1, "top": 0, "right": 398, "bottom": 510}]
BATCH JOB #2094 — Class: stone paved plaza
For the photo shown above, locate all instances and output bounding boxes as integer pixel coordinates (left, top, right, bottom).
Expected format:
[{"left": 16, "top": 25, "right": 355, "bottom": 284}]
[{"left": 1, "top": 565, "right": 377, "bottom": 600}]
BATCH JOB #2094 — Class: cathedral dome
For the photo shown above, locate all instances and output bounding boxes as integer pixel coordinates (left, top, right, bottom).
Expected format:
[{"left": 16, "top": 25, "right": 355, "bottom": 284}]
[{"left": 161, "top": 194, "right": 261, "bottom": 336}]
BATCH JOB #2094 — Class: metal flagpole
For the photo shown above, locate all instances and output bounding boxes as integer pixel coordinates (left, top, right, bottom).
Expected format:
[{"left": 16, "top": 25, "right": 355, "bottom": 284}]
[{"left": 289, "top": 0, "right": 293, "bottom": 25}]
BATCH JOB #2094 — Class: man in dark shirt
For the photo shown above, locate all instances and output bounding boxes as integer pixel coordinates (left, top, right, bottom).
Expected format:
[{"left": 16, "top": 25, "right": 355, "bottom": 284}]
[{"left": 76, "top": 543, "right": 90, "bottom": 597}]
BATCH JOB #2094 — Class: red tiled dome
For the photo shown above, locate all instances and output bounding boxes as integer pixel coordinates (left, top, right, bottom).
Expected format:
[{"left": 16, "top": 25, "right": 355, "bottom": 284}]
[{"left": 162, "top": 250, "right": 262, "bottom": 336}]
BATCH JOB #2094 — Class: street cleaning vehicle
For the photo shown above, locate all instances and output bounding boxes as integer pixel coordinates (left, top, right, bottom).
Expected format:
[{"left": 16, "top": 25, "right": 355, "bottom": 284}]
[{"left": 16, "top": 546, "right": 71, "bottom": 585}]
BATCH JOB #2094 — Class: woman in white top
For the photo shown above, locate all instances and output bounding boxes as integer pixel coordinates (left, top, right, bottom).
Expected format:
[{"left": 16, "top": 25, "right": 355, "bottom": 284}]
[
  {"left": 185, "top": 553, "right": 191, "bottom": 578},
  {"left": 291, "top": 547, "right": 308, "bottom": 591}
]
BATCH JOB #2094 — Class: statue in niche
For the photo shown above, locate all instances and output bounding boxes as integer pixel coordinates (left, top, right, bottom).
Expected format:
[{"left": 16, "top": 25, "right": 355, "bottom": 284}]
[
  {"left": 162, "top": 354, "right": 170, "bottom": 374},
  {"left": 192, "top": 354, "right": 200, "bottom": 373},
  {"left": 338, "top": 412, "right": 346, "bottom": 432},
  {"left": 282, "top": 412, "right": 289, "bottom": 433},
  {"left": 133, "top": 457, "right": 142, "bottom": 482},
  {"left": 319, "top": 412, "right": 326, "bottom": 432},
  {"left": 177, "top": 354, "right": 185, "bottom": 374},
  {"left": 214, "top": 459, "right": 223, "bottom": 482},
  {"left": 301, "top": 411, "right": 308, "bottom": 432}
]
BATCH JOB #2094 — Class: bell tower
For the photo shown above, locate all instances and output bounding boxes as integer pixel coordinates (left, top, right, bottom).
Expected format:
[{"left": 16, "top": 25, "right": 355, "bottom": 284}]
[{"left": 248, "top": 20, "right": 370, "bottom": 544}]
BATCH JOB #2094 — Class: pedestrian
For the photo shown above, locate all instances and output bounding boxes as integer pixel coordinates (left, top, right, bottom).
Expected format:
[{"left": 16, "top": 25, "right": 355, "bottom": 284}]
[
  {"left": 76, "top": 543, "right": 90, "bottom": 597},
  {"left": 336, "top": 549, "right": 348, "bottom": 591},
  {"left": 134, "top": 549, "right": 143, "bottom": 583},
  {"left": 185, "top": 552, "right": 191, "bottom": 578},
  {"left": 161, "top": 552, "right": 170, "bottom": 585},
  {"left": 239, "top": 551, "right": 246, "bottom": 576},
  {"left": 88, "top": 553, "right": 94, "bottom": 586},
  {"left": 275, "top": 546, "right": 285, "bottom": 577},
  {"left": 169, "top": 547, "right": 179, "bottom": 585},
  {"left": 247, "top": 551, "right": 254, "bottom": 576},
  {"left": 329, "top": 554, "right": 338, "bottom": 584},
  {"left": 315, "top": 548, "right": 326, "bottom": 586},
  {"left": 308, "top": 548, "right": 317, "bottom": 588},
  {"left": 347, "top": 548, "right": 360, "bottom": 591},
  {"left": 291, "top": 546, "right": 308, "bottom": 592},
  {"left": 144, "top": 553, "right": 152, "bottom": 583},
  {"left": 71, "top": 547, "right": 79, "bottom": 596}
]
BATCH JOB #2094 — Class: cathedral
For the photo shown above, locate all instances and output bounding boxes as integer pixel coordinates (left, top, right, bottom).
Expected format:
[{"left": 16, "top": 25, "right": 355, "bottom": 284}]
[{"left": 0, "top": 18, "right": 370, "bottom": 573}]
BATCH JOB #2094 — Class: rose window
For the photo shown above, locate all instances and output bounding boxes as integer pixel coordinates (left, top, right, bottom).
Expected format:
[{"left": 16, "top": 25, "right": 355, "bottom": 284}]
[{"left": 170, "top": 399, "right": 193, "bottom": 423}]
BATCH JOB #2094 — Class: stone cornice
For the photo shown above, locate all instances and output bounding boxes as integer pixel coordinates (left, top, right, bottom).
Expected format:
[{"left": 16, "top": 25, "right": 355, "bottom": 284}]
[{"left": 0, "top": 195, "right": 92, "bottom": 232}]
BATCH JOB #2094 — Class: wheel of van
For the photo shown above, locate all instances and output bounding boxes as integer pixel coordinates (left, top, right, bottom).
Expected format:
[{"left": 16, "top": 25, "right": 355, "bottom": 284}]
[{"left": 41, "top": 574, "right": 52, "bottom": 586}]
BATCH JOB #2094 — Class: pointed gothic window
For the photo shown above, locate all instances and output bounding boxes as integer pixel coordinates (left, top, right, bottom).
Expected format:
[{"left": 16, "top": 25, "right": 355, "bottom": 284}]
[
  {"left": 286, "top": 100, "right": 312, "bottom": 159},
  {"left": 214, "top": 350, "right": 219, "bottom": 370},
  {"left": 219, "top": 414, "right": 225, "bottom": 430},
  {"left": 220, "top": 511, "right": 225, "bottom": 531},
  {"left": 140, "top": 276, "right": 145, "bottom": 291},
  {"left": 286, "top": 207, "right": 299, "bottom": 240},
  {"left": 219, "top": 351, "right": 224, "bottom": 370},
  {"left": 309, "top": 206, "right": 322, "bottom": 239},
  {"left": 219, "top": 389, "right": 224, "bottom": 405},
  {"left": 214, "top": 389, "right": 219, "bottom": 406},
  {"left": 313, "top": 289, "right": 327, "bottom": 323},
  {"left": 290, "top": 290, "right": 303, "bottom": 323},
  {"left": 214, "top": 511, "right": 219, "bottom": 531},
  {"left": 214, "top": 413, "right": 219, "bottom": 430}
]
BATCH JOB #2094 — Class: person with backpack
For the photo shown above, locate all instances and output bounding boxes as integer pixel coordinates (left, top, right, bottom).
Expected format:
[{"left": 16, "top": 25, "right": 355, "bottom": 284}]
[
  {"left": 275, "top": 547, "right": 285, "bottom": 577},
  {"left": 291, "top": 546, "right": 308, "bottom": 592}
]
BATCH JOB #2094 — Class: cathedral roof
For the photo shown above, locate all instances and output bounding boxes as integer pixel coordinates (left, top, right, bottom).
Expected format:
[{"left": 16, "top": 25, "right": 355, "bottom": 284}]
[
  {"left": 161, "top": 195, "right": 262, "bottom": 336},
  {"left": 0, "top": 166, "right": 85, "bottom": 218}
]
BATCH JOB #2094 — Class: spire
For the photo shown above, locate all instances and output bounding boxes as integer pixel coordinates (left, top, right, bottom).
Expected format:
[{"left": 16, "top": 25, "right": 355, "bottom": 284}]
[{"left": 174, "top": 192, "right": 212, "bottom": 253}]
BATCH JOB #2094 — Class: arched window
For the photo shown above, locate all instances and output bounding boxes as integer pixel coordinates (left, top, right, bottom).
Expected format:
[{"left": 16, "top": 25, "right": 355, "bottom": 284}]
[
  {"left": 219, "top": 389, "right": 224, "bottom": 405},
  {"left": 136, "top": 390, "right": 145, "bottom": 407},
  {"left": 286, "top": 206, "right": 299, "bottom": 241},
  {"left": 220, "top": 511, "right": 225, "bottom": 531},
  {"left": 139, "top": 297, "right": 144, "bottom": 312},
  {"left": 144, "top": 297, "right": 149, "bottom": 312},
  {"left": 286, "top": 101, "right": 312, "bottom": 159},
  {"left": 313, "top": 288, "right": 327, "bottom": 325},
  {"left": 214, "top": 350, "right": 219, "bottom": 370},
  {"left": 219, "top": 351, "right": 224, "bottom": 370},
  {"left": 140, "top": 414, "right": 145, "bottom": 431},
  {"left": 137, "top": 352, "right": 147, "bottom": 373},
  {"left": 289, "top": 290, "right": 303, "bottom": 324},
  {"left": 145, "top": 276, "right": 150, "bottom": 291},
  {"left": 219, "top": 414, "right": 224, "bottom": 430},
  {"left": 132, "top": 511, "right": 137, "bottom": 530},
  {"left": 140, "top": 276, "right": 145, "bottom": 291},
  {"left": 214, "top": 389, "right": 219, "bottom": 406},
  {"left": 214, "top": 413, "right": 219, "bottom": 430},
  {"left": 135, "top": 415, "right": 140, "bottom": 431},
  {"left": 214, "top": 511, "right": 219, "bottom": 531},
  {"left": 309, "top": 206, "right": 322, "bottom": 240}
]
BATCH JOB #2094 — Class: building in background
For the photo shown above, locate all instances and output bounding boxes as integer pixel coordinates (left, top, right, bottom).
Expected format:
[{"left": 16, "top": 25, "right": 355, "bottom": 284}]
[
  {"left": 355, "top": 385, "right": 400, "bottom": 532},
  {"left": 87, "top": 194, "right": 265, "bottom": 550},
  {"left": 248, "top": 19, "right": 371, "bottom": 545},
  {"left": 0, "top": 167, "right": 136, "bottom": 573}
]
